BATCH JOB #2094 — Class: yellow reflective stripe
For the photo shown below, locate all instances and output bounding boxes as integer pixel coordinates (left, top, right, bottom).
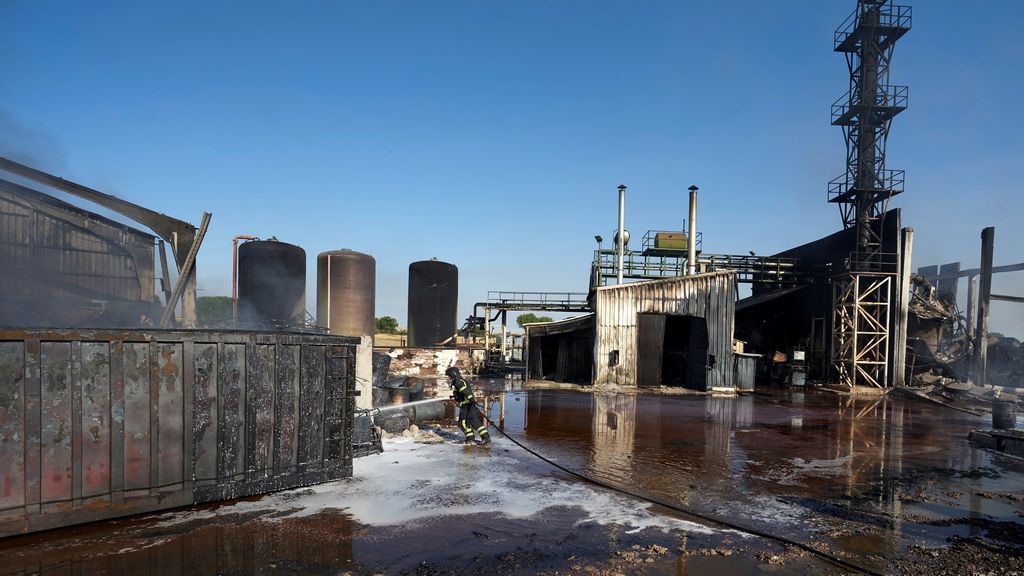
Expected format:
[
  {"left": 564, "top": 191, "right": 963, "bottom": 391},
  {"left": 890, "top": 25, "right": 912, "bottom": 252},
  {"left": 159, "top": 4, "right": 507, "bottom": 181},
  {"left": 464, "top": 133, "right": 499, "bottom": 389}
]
[{"left": 476, "top": 426, "right": 487, "bottom": 433}]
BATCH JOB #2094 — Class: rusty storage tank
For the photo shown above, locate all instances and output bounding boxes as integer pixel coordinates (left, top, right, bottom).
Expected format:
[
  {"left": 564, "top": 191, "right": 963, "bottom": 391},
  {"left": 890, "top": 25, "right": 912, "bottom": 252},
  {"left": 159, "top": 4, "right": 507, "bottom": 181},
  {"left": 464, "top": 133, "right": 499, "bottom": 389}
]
[
  {"left": 237, "top": 239, "right": 306, "bottom": 328},
  {"left": 316, "top": 249, "right": 376, "bottom": 338},
  {"left": 407, "top": 259, "right": 458, "bottom": 347}
]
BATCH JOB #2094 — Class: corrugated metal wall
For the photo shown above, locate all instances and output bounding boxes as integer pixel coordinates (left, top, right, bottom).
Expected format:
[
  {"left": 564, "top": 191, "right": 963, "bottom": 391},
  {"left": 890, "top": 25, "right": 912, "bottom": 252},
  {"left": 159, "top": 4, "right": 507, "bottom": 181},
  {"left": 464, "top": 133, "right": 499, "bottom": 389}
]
[
  {"left": 0, "top": 328, "right": 357, "bottom": 538},
  {"left": 593, "top": 271, "right": 737, "bottom": 389},
  {"left": 524, "top": 315, "right": 594, "bottom": 383},
  {"left": 0, "top": 181, "right": 156, "bottom": 326}
]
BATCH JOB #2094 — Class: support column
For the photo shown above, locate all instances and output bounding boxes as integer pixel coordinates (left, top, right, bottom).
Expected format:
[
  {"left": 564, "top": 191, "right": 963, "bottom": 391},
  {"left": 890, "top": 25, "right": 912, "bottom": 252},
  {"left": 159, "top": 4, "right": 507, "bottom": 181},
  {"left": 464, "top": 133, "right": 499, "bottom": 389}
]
[
  {"left": 355, "top": 335, "right": 373, "bottom": 410},
  {"left": 501, "top": 311, "right": 508, "bottom": 361},
  {"left": 484, "top": 307, "right": 490, "bottom": 353},
  {"left": 893, "top": 228, "right": 913, "bottom": 387},
  {"left": 966, "top": 275, "right": 978, "bottom": 341},
  {"left": 974, "top": 227, "right": 994, "bottom": 385}
]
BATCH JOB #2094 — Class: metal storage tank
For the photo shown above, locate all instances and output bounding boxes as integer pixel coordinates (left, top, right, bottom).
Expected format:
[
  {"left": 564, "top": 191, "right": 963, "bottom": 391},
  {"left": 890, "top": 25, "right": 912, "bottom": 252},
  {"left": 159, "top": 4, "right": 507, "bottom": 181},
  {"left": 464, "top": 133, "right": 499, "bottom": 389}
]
[
  {"left": 237, "top": 239, "right": 306, "bottom": 328},
  {"left": 407, "top": 259, "right": 458, "bottom": 347},
  {"left": 316, "top": 249, "right": 376, "bottom": 338}
]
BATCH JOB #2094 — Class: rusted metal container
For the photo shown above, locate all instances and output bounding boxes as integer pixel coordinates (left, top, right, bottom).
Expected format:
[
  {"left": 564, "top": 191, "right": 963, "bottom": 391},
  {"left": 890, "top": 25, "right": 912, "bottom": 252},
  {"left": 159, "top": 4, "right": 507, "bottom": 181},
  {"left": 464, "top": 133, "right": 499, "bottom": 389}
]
[
  {"left": 237, "top": 240, "right": 306, "bottom": 328},
  {"left": 407, "top": 259, "right": 458, "bottom": 347},
  {"left": 735, "top": 353, "right": 760, "bottom": 392},
  {"left": 316, "top": 250, "right": 376, "bottom": 338},
  {"left": 0, "top": 328, "right": 357, "bottom": 538}
]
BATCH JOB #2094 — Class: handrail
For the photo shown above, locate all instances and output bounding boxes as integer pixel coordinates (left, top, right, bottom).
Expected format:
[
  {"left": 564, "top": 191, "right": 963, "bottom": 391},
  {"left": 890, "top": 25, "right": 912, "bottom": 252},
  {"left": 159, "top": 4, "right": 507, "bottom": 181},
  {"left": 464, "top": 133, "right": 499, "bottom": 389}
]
[{"left": 834, "top": 3, "right": 912, "bottom": 49}]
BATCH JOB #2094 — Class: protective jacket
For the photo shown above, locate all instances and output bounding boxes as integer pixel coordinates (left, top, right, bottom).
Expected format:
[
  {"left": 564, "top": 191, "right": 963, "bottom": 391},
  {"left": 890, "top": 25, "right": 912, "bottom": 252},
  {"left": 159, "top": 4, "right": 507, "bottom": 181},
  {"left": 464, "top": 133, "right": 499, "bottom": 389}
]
[
  {"left": 449, "top": 375, "right": 490, "bottom": 444},
  {"left": 452, "top": 377, "right": 474, "bottom": 407}
]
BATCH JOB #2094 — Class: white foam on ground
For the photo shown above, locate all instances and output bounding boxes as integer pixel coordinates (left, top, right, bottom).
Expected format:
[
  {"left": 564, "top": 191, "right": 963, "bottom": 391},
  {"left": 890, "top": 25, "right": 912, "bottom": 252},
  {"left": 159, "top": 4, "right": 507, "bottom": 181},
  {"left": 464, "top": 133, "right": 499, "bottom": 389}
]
[
  {"left": 791, "top": 455, "right": 853, "bottom": 476},
  {"left": 157, "top": 435, "right": 716, "bottom": 536}
]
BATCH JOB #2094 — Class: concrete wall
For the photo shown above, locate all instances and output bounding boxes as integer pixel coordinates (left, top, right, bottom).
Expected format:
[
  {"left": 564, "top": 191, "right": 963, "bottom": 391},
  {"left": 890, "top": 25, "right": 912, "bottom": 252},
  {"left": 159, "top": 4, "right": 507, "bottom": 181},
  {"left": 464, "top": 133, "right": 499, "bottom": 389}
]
[{"left": 593, "top": 271, "right": 737, "bottom": 390}]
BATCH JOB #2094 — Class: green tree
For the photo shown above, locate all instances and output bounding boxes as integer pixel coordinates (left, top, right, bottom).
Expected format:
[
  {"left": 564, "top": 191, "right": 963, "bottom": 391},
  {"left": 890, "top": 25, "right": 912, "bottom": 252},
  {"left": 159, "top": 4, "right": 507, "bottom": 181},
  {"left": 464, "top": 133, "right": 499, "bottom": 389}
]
[
  {"left": 196, "top": 296, "right": 233, "bottom": 328},
  {"left": 375, "top": 316, "right": 400, "bottom": 334},
  {"left": 516, "top": 313, "right": 554, "bottom": 328}
]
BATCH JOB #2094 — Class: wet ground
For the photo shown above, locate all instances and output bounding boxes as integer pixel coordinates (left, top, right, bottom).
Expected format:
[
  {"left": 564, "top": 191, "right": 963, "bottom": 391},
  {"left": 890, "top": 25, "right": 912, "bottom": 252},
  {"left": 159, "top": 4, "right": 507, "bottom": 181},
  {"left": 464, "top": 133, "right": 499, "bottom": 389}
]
[{"left": 2, "top": 384, "right": 1023, "bottom": 575}]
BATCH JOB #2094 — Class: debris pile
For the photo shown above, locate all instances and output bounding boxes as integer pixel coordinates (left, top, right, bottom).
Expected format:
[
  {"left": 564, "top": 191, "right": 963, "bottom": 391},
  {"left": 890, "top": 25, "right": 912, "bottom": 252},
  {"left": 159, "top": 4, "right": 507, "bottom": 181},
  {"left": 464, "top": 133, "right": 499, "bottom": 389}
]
[
  {"left": 984, "top": 334, "right": 1024, "bottom": 388},
  {"left": 906, "top": 274, "right": 1023, "bottom": 391}
]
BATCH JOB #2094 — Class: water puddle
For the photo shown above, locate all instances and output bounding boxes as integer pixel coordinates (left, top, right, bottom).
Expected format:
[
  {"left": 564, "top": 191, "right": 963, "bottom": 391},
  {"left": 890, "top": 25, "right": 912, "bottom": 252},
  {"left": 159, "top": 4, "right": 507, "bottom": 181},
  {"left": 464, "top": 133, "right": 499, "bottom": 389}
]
[{"left": 1, "top": 386, "right": 1022, "bottom": 574}]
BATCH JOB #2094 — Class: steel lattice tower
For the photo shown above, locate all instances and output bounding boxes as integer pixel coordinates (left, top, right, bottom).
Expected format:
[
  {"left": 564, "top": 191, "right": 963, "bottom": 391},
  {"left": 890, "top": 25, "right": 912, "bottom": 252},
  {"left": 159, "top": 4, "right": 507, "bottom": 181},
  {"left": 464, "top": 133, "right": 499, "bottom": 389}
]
[
  {"left": 829, "top": 0, "right": 911, "bottom": 263},
  {"left": 829, "top": 0, "right": 911, "bottom": 389}
]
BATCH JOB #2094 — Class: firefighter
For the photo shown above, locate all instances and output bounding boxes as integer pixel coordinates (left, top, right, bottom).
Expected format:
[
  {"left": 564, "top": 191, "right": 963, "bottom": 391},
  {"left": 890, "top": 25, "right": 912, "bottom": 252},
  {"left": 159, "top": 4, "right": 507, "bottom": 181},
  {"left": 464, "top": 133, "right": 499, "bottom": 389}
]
[{"left": 445, "top": 366, "right": 490, "bottom": 444}]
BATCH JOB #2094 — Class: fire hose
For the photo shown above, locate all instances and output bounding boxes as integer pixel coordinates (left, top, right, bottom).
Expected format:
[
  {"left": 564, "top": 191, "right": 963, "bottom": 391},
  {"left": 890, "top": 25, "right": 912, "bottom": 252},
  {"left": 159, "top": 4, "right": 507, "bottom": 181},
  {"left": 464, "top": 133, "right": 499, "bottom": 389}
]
[{"left": 473, "top": 401, "right": 886, "bottom": 576}]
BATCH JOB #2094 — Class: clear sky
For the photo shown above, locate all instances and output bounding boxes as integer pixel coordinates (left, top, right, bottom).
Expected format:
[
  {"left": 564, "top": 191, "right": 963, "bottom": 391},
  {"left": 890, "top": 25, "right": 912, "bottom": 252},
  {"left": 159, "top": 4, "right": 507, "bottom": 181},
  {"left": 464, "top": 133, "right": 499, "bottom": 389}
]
[{"left": 2, "top": 1, "right": 1023, "bottom": 336}]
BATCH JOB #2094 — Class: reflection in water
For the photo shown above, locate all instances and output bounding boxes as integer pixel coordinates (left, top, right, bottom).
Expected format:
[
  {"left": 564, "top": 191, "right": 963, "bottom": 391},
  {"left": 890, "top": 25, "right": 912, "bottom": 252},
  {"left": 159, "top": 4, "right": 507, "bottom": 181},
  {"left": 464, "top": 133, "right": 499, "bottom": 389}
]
[
  {"left": 591, "top": 394, "right": 636, "bottom": 479},
  {"left": 0, "top": 509, "right": 358, "bottom": 575},
  {"left": 518, "top": 388, "right": 1015, "bottom": 561},
  {"left": 3, "top": 387, "right": 1017, "bottom": 575}
]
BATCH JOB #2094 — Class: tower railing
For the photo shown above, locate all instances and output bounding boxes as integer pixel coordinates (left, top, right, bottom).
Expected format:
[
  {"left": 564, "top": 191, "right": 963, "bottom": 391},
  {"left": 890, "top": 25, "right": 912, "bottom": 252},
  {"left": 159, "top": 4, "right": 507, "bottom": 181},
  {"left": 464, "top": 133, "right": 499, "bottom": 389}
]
[
  {"left": 834, "top": 3, "right": 912, "bottom": 52},
  {"left": 828, "top": 169, "right": 905, "bottom": 204},
  {"left": 831, "top": 85, "right": 908, "bottom": 126}
]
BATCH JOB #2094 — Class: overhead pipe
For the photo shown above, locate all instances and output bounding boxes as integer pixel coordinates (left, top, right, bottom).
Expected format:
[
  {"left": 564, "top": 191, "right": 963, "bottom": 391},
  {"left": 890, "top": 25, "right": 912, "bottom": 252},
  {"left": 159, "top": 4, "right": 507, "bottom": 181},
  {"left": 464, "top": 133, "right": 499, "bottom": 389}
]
[
  {"left": 687, "top": 185, "right": 698, "bottom": 276},
  {"left": 617, "top": 184, "right": 626, "bottom": 285},
  {"left": 232, "top": 235, "right": 260, "bottom": 320}
]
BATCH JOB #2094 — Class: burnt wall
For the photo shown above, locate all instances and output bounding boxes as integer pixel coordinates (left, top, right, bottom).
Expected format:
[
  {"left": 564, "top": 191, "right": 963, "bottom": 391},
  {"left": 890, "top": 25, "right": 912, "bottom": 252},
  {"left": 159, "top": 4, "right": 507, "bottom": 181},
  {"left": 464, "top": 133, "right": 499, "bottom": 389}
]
[
  {"left": 737, "top": 209, "right": 902, "bottom": 373},
  {"left": 0, "top": 328, "right": 358, "bottom": 538},
  {"left": 0, "top": 179, "right": 157, "bottom": 327}
]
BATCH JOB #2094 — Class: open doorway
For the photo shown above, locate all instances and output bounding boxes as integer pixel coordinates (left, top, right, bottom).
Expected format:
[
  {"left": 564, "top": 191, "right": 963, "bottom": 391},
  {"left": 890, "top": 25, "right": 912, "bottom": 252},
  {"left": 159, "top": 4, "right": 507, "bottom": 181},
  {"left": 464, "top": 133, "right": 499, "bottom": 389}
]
[{"left": 636, "top": 313, "right": 709, "bottom": 390}]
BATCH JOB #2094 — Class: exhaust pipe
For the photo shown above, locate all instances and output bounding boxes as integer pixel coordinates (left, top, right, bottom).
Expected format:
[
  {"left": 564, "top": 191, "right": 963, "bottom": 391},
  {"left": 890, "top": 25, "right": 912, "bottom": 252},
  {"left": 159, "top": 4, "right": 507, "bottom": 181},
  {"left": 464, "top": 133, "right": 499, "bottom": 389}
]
[{"left": 687, "top": 185, "right": 698, "bottom": 276}]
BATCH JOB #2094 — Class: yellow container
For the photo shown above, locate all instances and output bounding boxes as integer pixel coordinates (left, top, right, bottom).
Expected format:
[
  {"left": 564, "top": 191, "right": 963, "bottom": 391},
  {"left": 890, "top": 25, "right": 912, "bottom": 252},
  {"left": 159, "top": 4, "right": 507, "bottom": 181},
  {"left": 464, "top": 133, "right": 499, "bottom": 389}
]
[{"left": 654, "top": 232, "right": 688, "bottom": 251}]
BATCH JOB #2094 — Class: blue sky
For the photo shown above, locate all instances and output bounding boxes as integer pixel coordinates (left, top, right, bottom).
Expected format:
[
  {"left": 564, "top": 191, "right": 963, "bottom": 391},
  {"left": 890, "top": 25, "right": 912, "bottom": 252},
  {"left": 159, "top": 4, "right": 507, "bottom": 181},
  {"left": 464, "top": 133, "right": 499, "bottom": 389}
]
[{"left": 2, "top": 1, "right": 1023, "bottom": 336}]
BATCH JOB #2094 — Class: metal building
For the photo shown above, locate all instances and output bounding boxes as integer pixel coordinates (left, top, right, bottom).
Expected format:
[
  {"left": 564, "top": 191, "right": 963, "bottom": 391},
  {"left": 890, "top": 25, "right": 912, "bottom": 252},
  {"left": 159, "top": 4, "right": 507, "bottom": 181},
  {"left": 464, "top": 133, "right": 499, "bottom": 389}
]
[
  {"left": 526, "top": 271, "right": 737, "bottom": 391},
  {"left": 0, "top": 178, "right": 157, "bottom": 327}
]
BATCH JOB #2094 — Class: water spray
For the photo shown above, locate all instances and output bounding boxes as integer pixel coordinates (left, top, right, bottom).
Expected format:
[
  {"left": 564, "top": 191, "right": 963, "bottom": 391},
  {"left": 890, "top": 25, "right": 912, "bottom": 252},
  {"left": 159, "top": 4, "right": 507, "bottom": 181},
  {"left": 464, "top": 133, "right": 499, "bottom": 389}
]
[{"left": 372, "top": 397, "right": 447, "bottom": 414}]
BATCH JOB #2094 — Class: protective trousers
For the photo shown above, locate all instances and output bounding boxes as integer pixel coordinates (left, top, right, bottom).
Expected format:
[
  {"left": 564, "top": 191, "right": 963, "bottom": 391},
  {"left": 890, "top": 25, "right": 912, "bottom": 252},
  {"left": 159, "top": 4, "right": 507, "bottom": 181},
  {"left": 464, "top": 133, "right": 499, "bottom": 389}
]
[{"left": 458, "top": 404, "right": 490, "bottom": 443}]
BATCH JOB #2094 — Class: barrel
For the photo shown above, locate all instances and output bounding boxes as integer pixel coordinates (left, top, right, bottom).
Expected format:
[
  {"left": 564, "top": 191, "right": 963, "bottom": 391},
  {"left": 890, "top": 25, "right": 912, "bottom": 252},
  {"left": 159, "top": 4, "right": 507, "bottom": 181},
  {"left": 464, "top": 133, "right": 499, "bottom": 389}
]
[
  {"left": 993, "top": 399, "right": 1017, "bottom": 430},
  {"left": 405, "top": 401, "right": 446, "bottom": 422}
]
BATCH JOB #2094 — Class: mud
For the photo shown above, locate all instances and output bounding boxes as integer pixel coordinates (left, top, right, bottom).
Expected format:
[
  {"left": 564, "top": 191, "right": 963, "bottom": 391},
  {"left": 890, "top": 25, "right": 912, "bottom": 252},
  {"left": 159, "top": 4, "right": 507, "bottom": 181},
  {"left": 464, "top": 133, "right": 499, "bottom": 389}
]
[{"left": 1, "top": 386, "right": 1022, "bottom": 575}]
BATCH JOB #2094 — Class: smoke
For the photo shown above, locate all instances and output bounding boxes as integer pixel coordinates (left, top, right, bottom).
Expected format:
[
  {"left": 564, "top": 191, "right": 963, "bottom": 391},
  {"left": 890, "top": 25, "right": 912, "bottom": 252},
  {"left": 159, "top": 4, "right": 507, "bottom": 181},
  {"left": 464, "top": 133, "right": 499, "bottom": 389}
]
[
  {"left": 0, "top": 108, "right": 68, "bottom": 174},
  {"left": 0, "top": 113, "right": 161, "bottom": 329}
]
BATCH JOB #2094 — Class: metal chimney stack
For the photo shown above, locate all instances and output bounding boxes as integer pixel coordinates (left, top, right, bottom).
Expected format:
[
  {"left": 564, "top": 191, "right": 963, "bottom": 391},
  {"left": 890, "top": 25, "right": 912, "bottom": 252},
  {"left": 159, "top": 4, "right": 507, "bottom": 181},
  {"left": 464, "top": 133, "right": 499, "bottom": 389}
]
[
  {"left": 617, "top": 184, "right": 626, "bottom": 284},
  {"left": 687, "top": 185, "right": 698, "bottom": 276}
]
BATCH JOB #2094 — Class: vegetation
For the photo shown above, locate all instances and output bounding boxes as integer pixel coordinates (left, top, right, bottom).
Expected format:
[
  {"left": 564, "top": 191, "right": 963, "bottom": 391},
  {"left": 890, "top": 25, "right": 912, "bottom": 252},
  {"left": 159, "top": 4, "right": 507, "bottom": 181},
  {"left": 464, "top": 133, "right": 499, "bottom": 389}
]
[
  {"left": 196, "top": 296, "right": 233, "bottom": 328},
  {"left": 516, "top": 313, "right": 554, "bottom": 328},
  {"left": 375, "top": 316, "right": 400, "bottom": 334}
]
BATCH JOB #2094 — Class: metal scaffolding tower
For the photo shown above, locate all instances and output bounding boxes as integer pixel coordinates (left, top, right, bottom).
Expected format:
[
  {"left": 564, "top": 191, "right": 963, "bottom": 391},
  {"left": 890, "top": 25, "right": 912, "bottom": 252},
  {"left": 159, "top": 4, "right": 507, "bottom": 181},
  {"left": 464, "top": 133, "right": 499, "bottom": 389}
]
[{"left": 829, "top": 0, "right": 911, "bottom": 388}]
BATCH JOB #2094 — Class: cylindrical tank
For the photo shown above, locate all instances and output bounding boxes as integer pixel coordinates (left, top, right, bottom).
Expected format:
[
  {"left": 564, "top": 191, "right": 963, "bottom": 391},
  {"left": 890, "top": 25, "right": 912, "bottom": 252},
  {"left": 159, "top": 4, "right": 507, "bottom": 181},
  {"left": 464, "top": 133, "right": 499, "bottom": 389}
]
[
  {"left": 407, "top": 259, "right": 458, "bottom": 347},
  {"left": 237, "top": 240, "right": 306, "bottom": 328},
  {"left": 316, "top": 249, "right": 376, "bottom": 338},
  {"left": 993, "top": 399, "right": 1017, "bottom": 430}
]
